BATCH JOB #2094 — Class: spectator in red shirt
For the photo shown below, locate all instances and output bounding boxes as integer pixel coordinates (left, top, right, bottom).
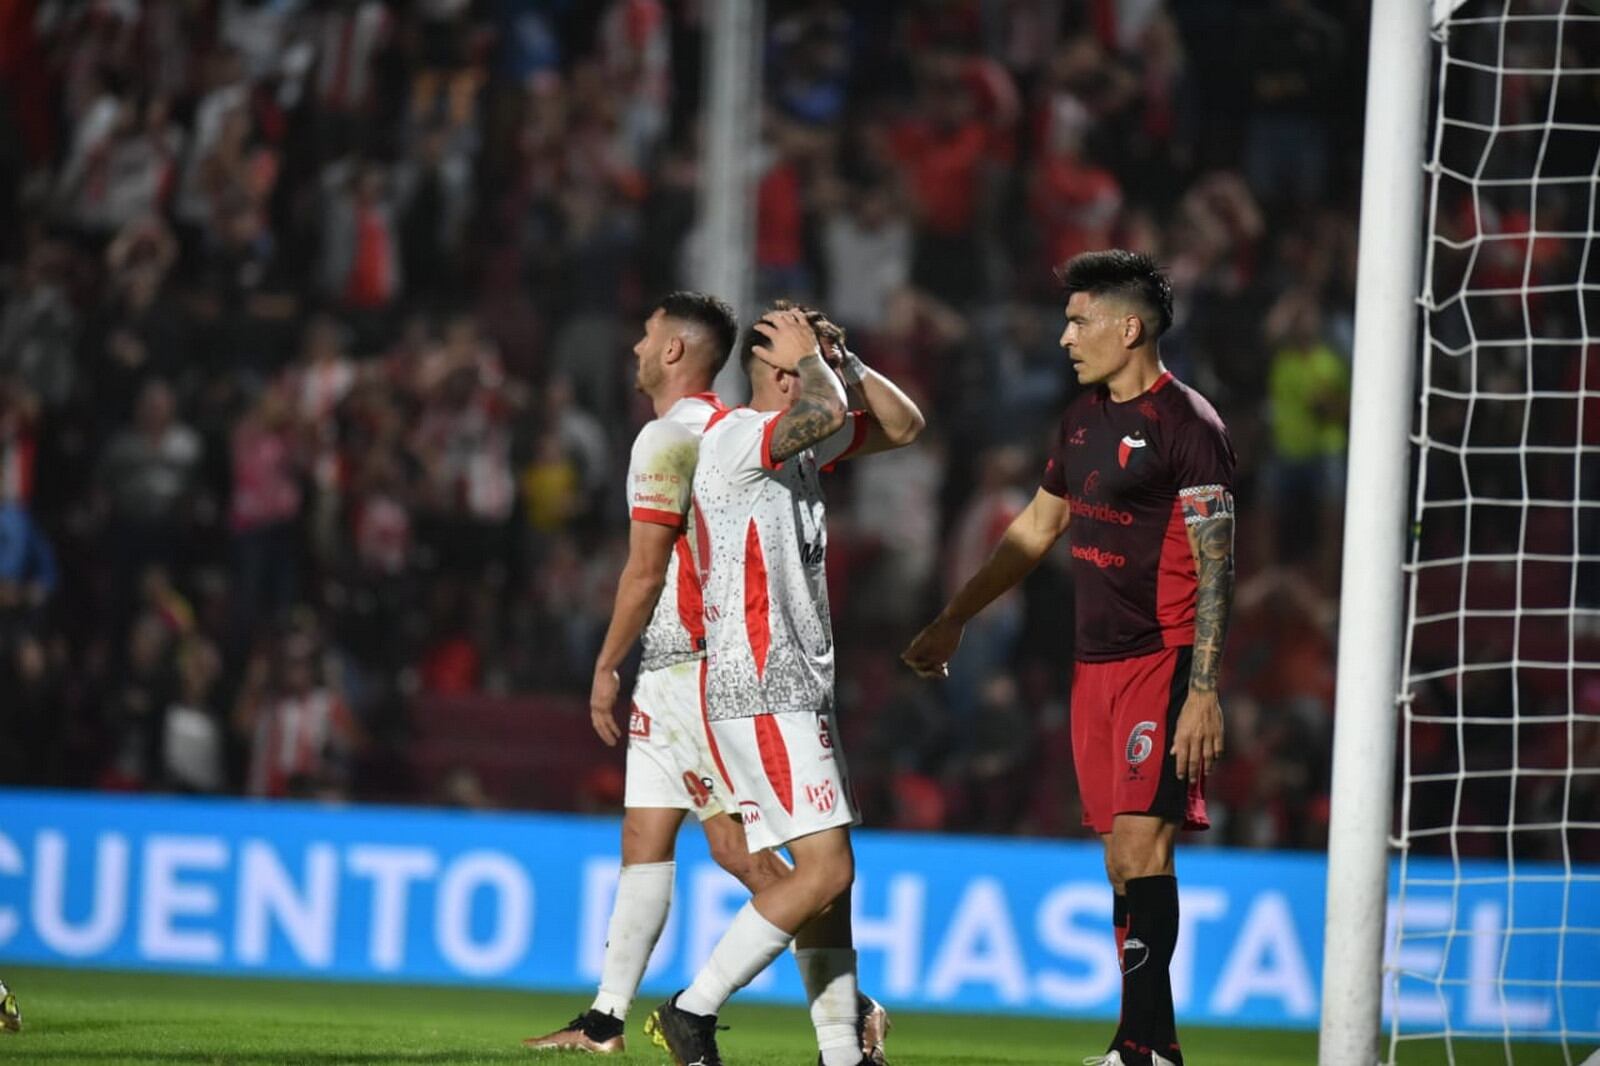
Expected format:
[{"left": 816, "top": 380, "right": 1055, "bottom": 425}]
[
  {"left": 1028, "top": 98, "right": 1122, "bottom": 277},
  {"left": 889, "top": 59, "right": 995, "bottom": 305},
  {"left": 755, "top": 137, "right": 811, "bottom": 302}
]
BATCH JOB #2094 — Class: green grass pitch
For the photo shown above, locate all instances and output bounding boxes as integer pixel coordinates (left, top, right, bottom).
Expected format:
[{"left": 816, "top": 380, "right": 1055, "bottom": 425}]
[{"left": 0, "top": 965, "right": 1578, "bottom": 1064}]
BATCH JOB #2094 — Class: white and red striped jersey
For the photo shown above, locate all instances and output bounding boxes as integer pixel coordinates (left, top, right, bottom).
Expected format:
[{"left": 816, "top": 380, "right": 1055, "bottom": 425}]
[
  {"left": 247, "top": 688, "right": 355, "bottom": 798},
  {"left": 691, "top": 407, "right": 868, "bottom": 720},
  {"left": 628, "top": 393, "right": 724, "bottom": 672}
]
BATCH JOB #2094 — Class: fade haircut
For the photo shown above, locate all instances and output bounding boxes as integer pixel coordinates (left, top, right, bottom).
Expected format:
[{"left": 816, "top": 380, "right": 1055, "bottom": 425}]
[
  {"left": 738, "top": 299, "right": 844, "bottom": 374},
  {"left": 1055, "top": 250, "right": 1174, "bottom": 338},
  {"left": 655, "top": 291, "right": 739, "bottom": 376}
]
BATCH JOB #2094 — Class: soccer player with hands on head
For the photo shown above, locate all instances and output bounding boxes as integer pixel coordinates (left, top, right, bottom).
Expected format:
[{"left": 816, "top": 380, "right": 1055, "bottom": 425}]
[
  {"left": 525, "top": 293, "right": 882, "bottom": 1061},
  {"left": 646, "top": 303, "right": 923, "bottom": 1066},
  {"left": 904, "top": 251, "right": 1235, "bottom": 1066}
]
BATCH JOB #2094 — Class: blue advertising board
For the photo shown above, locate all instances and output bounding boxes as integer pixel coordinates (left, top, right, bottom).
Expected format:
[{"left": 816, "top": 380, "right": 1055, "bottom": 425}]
[{"left": 0, "top": 788, "right": 1593, "bottom": 1034}]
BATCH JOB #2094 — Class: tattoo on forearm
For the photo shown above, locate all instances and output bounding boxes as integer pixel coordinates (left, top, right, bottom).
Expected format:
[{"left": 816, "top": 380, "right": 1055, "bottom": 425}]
[
  {"left": 1181, "top": 487, "right": 1235, "bottom": 693},
  {"left": 769, "top": 354, "right": 847, "bottom": 461}
]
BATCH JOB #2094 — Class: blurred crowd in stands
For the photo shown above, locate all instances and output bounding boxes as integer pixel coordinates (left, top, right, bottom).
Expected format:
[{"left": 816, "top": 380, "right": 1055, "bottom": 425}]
[{"left": 5, "top": 0, "right": 1567, "bottom": 855}]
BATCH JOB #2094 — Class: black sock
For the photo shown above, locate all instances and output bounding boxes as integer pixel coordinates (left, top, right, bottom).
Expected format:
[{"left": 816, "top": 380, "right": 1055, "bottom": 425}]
[
  {"left": 1112, "top": 875, "right": 1182, "bottom": 1066},
  {"left": 1114, "top": 892, "right": 1130, "bottom": 965}
]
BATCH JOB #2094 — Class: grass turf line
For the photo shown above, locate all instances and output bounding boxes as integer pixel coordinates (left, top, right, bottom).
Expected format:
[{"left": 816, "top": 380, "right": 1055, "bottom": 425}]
[{"left": 0, "top": 965, "right": 1577, "bottom": 1065}]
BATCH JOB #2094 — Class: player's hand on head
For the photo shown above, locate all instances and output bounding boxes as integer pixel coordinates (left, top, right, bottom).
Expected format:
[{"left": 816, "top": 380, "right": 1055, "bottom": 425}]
[
  {"left": 752, "top": 310, "right": 821, "bottom": 372},
  {"left": 902, "top": 615, "right": 964, "bottom": 679},
  {"left": 590, "top": 668, "right": 623, "bottom": 747}
]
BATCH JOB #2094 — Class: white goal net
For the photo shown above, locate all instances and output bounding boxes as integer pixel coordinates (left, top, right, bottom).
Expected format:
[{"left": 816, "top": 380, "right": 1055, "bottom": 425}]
[{"left": 1388, "top": 1, "right": 1600, "bottom": 1062}]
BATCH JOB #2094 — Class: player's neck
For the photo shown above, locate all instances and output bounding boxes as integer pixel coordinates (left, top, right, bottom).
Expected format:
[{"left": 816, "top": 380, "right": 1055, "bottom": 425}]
[
  {"left": 748, "top": 382, "right": 786, "bottom": 413},
  {"left": 1104, "top": 353, "right": 1166, "bottom": 404},
  {"left": 651, "top": 378, "right": 715, "bottom": 417}
]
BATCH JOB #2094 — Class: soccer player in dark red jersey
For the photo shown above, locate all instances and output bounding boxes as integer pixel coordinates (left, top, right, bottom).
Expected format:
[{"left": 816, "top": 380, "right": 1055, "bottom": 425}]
[{"left": 904, "top": 250, "right": 1234, "bottom": 1066}]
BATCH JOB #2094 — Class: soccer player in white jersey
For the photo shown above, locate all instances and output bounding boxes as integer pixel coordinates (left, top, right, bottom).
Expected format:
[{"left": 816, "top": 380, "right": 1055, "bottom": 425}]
[
  {"left": 646, "top": 306, "right": 925, "bottom": 1066},
  {"left": 524, "top": 294, "right": 889, "bottom": 1061}
]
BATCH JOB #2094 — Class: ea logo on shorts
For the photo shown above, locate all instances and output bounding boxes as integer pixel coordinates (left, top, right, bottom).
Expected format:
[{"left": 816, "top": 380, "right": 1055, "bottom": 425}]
[{"left": 1126, "top": 720, "right": 1158, "bottom": 766}]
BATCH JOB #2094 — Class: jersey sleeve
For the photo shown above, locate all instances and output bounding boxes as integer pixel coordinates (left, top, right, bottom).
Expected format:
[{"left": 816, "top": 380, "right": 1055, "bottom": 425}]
[
  {"left": 704, "top": 409, "right": 779, "bottom": 483},
  {"left": 1169, "top": 409, "right": 1237, "bottom": 515},
  {"left": 815, "top": 411, "right": 870, "bottom": 470},
  {"left": 627, "top": 419, "right": 698, "bottom": 527},
  {"left": 1039, "top": 417, "right": 1071, "bottom": 498}
]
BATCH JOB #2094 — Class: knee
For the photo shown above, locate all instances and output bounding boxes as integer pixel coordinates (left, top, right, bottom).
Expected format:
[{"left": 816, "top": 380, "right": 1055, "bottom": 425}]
[
  {"left": 1103, "top": 851, "right": 1125, "bottom": 894},
  {"left": 708, "top": 833, "right": 759, "bottom": 883},
  {"left": 620, "top": 817, "right": 675, "bottom": 867},
  {"left": 1105, "top": 839, "right": 1172, "bottom": 888},
  {"left": 808, "top": 851, "right": 854, "bottom": 906},
  {"left": 1106, "top": 851, "right": 1144, "bottom": 891}
]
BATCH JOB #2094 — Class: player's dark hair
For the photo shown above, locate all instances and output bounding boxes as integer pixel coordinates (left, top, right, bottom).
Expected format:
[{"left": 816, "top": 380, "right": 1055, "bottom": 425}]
[
  {"left": 1055, "top": 250, "right": 1174, "bottom": 338},
  {"left": 739, "top": 299, "right": 844, "bottom": 374},
  {"left": 655, "top": 290, "right": 739, "bottom": 376}
]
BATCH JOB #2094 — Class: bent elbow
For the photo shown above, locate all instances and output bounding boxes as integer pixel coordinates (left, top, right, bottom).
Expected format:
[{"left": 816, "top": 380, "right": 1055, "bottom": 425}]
[{"left": 900, "top": 408, "right": 928, "bottom": 444}]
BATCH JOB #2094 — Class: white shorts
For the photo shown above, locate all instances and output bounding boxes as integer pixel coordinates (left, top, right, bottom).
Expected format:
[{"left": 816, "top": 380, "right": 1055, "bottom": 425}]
[
  {"left": 709, "top": 709, "right": 859, "bottom": 852},
  {"left": 624, "top": 660, "right": 738, "bottom": 820}
]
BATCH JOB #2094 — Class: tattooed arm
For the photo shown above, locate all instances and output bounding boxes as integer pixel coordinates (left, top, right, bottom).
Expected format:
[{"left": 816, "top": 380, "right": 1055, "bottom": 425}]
[
  {"left": 752, "top": 310, "right": 848, "bottom": 462},
  {"left": 769, "top": 353, "right": 848, "bottom": 461},
  {"left": 1170, "top": 485, "right": 1235, "bottom": 780},
  {"left": 1185, "top": 486, "right": 1236, "bottom": 693}
]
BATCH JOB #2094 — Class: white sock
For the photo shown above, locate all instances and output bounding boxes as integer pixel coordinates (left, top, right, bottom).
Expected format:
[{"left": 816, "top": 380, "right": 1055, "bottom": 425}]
[
  {"left": 590, "top": 861, "right": 675, "bottom": 1020},
  {"left": 796, "top": 948, "right": 860, "bottom": 1066},
  {"left": 676, "top": 902, "right": 793, "bottom": 1017}
]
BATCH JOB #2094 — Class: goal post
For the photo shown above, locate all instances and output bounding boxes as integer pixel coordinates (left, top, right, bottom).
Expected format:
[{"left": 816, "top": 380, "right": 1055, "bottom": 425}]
[
  {"left": 1319, "top": 1, "right": 1433, "bottom": 1063},
  {"left": 1323, "top": 2, "right": 1600, "bottom": 1062}
]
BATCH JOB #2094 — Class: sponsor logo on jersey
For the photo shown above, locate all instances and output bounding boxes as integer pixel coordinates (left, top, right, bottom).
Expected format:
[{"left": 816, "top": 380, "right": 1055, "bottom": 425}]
[
  {"left": 629, "top": 706, "right": 650, "bottom": 739},
  {"left": 1083, "top": 470, "right": 1100, "bottom": 496},
  {"left": 800, "top": 540, "right": 826, "bottom": 568},
  {"left": 1069, "top": 427, "right": 1089, "bottom": 446},
  {"left": 1137, "top": 399, "right": 1159, "bottom": 421},
  {"left": 739, "top": 801, "right": 763, "bottom": 826},
  {"left": 805, "top": 780, "right": 838, "bottom": 815},
  {"left": 1069, "top": 497, "right": 1135, "bottom": 526},
  {"left": 818, "top": 718, "right": 833, "bottom": 750},
  {"left": 1118, "top": 433, "right": 1148, "bottom": 469},
  {"left": 682, "top": 771, "right": 713, "bottom": 809},
  {"left": 1071, "top": 544, "right": 1127, "bottom": 569}
]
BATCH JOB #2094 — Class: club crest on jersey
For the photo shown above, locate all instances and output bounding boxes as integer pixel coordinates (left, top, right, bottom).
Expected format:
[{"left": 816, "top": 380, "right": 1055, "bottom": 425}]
[
  {"left": 805, "top": 780, "right": 838, "bottom": 814},
  {"left": 629, "top": 705, "right": 650, "bottom": 739},
  {"left": 1118, "top": 433, "right": 1148, "bottom": 469}
]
